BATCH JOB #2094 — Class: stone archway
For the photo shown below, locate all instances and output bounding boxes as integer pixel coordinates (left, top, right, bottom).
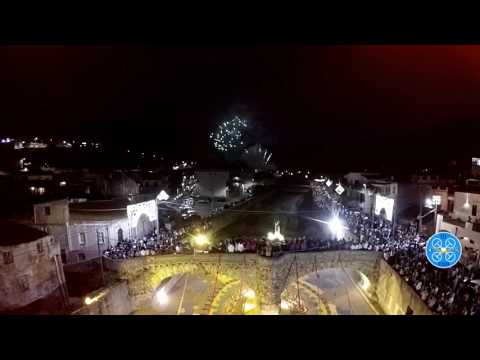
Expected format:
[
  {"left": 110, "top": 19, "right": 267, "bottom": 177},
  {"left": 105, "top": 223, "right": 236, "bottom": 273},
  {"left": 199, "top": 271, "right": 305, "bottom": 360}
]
[{"left": 137, "top": 213, "right": 153, "bottom": 239}]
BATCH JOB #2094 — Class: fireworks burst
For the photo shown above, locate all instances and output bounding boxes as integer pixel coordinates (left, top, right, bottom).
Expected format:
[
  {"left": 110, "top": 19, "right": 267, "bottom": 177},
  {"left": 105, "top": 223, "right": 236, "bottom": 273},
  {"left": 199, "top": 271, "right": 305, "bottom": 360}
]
[
  {"left": 241, "top": 144, "right": 274, "bottom": 170},
  {"left": 210, "top": 116, "right": 248, "bottom": 153}
]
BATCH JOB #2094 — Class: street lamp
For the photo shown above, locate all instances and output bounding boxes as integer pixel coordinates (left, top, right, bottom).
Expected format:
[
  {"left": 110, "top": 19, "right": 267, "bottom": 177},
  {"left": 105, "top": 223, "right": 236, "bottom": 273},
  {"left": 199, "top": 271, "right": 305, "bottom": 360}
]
[{"left": 425, "top": 195, "right": 441, "bottom": 232}]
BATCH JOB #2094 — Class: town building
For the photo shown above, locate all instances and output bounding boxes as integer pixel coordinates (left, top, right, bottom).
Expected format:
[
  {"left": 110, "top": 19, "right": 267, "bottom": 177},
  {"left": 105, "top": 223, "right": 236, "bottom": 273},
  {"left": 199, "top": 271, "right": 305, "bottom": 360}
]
[
  {"left": 33, "top": 196, "right": 158, "bottom": 264},
  {"left": 343, "top": 172, "right": 398, "bottom": 221},
  {"left": 0, "top": 221, "right": 67, "bottom": 314},
  {"left": 436, "top": 188, "right": 480, "bottom": 253}
]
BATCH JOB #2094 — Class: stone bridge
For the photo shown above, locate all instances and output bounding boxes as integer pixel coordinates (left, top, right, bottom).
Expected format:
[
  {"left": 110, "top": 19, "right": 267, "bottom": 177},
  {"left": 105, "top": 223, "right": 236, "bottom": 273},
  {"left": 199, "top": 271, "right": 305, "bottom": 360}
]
[{"left": 104, "top": 250, "right": 382, "bottom": 314}]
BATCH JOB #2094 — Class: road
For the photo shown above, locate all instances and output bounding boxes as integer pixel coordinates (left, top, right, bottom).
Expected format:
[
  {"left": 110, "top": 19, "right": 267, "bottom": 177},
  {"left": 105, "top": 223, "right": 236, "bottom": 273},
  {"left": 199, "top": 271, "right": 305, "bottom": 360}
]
[
  {"left": 133, "top": 275, "right": 214, "bottom": 315},
  {"left": 302, "top": 268, "right": 377, "bottom": 315}
]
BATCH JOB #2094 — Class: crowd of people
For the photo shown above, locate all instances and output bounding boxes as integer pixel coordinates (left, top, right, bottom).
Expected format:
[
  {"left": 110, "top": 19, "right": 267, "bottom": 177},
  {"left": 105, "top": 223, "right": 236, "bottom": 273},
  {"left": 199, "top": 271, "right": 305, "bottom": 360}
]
[
  {"left": 312, "top": 182, "right": 480, "bottom": 315},
  {"left": 103, "top": 218, "right": 213, "bottom": 259}
]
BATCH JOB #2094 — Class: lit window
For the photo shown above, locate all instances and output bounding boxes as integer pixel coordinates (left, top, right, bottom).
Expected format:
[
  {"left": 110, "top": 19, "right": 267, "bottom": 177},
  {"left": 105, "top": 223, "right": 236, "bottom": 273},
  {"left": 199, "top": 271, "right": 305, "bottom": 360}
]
[
  {"left": 79, "top": 233, "right": 86, "bottom": 247},
  {"left": 38, "top": 187, "right": 45, "bottom": 195},
  {"left": 30, "top": 186, "right": 36, "bottom": 193},
  {"left": 59, "top": 181, "right": 67, "bottom": 187}
]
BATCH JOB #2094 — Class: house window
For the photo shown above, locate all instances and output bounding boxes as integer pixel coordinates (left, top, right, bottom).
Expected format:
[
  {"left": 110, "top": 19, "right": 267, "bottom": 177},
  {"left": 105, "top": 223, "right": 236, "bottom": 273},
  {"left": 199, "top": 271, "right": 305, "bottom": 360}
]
[
  {"left": 3, "top": 251, "right": 13, "bottom": 265},
  {"left": 118, "top": 228, "right": 124, "bottom": 242},
  {"left": 77, "top": 253, "right": 86, "bottom": 262},
  {"left": 472, "top": 204, "right": 477, "bottom": 217},
  {"left": 44, "top": 206, "right": 51, "bottom": 216},
  {"left": 36, "top": 241, "right": 44, "bottom": 254},
  {"left": 97, "top": 231, "right": 105, "bottom": 245},
  {"left": 18, "top": 275, "right": 29, "bottom": 291},
  {"left": 79, "top": 232, "right": 86, "bottom": 247}
]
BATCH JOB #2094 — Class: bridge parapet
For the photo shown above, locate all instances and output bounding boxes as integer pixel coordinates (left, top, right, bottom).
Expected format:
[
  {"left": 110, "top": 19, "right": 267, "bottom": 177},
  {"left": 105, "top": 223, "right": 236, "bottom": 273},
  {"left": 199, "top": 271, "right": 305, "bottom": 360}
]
[{"left": 104, "top": 251, "right": 383, "bottom": 313}]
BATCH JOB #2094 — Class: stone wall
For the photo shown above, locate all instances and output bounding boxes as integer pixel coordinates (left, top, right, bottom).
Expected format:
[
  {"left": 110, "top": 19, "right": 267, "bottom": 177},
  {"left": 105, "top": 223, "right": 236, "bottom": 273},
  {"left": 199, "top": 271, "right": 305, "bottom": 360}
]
[
  {"left": 72, "top": 281, "right": 133, "bottom": 315},
  {"left": 376, "top": 259, "right": 432, "bottom": 315}
]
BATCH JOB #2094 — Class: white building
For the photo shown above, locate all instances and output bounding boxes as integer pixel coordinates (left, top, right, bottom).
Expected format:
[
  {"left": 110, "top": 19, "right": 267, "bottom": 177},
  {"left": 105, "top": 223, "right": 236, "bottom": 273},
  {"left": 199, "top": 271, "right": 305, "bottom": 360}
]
[
  {"left": 33, "top": 196, "right": 158, "bottom": 264},
  {"left": 344, "top": 173, "right": 398, "bottom": 220},
  {"left": 0, "top": 221, "right": 67, "bottom": 313},
  {"left": 436, "top": 189, "right": 480, "bottom": 252}
]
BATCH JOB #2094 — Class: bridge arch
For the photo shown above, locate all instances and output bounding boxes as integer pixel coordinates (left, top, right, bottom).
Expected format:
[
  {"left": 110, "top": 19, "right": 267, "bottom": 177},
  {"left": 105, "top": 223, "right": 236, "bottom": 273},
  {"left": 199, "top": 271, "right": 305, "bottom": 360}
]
[
  {"left": 104, "top": 254, "right": 258, "bottom": 311},
  {"left": 256, "top": 251, "right": 382, "bottom": 313}
]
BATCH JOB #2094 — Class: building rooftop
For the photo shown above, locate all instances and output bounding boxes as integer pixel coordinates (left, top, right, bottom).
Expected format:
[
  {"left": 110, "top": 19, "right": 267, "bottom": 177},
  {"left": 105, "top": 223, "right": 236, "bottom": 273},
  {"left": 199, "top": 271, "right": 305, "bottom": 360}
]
[
  {"left": 369, "top": 179, "right": 395, "bottom": 185},
  {"left": 70, "top": 210, "right": 127, "bottom": 222},
  {"left": 0, "top": 221, "right": 48, "bottom": 246},
  {"left": 69, "top": 195, "right": 155, "bottom": 211}
]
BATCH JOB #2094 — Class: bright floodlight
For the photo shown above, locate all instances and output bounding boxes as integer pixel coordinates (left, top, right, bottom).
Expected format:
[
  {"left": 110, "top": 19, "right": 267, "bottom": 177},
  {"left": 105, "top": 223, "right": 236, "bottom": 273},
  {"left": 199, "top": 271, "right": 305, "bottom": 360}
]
[
  {"left": 157, "top": 190, "right": 170, "bottom": 201},
  {"left": 425, "top": 198, "right": 433, "bottom": 209},
  {"left": 155, "top": 288, "right": 169, "bottom": 306},
  {"left": 328, "top": 216, "right": 345, "bottom": 240},
  {"left": 193, "top": 233, "right": 209, "bottom": 247}
]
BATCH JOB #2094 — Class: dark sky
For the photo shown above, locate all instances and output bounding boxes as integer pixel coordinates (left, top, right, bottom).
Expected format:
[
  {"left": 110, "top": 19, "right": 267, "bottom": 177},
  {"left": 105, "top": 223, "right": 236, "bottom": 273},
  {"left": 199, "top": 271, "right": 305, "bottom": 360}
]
[{"left": 1, "top": 45, "right": 480, "bottom": 171}]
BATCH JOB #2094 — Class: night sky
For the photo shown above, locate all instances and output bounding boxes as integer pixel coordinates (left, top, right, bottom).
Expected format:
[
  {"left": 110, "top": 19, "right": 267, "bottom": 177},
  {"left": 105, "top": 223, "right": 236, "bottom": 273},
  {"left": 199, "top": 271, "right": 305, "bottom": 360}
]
[{"left": 1, "top": 45, "right": 480, "bottom": 172}]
